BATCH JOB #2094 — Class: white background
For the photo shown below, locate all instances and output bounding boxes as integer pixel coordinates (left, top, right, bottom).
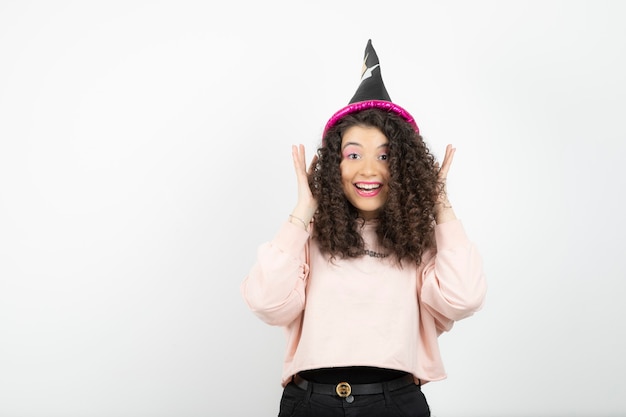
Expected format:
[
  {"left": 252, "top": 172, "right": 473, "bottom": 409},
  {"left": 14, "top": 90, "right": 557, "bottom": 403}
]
[{"left": 1, "top": 1, "right": 625, "bottom": 416}]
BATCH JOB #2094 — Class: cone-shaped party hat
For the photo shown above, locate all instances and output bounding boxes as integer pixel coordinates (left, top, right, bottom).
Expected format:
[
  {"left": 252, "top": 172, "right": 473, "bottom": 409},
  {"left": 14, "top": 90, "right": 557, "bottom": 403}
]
[{"left": 323, "top": 39, "right": 419, "bottom": 135}]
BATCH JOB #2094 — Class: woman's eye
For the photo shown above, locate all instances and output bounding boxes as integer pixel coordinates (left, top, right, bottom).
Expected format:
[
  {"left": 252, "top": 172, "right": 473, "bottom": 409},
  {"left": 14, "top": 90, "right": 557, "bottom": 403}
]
[
  {"left": 347, "top": 153, "right": 360, "bottom": 160},
  {"left": 379, "top": 154, "right": 389, "bottom": 161}
]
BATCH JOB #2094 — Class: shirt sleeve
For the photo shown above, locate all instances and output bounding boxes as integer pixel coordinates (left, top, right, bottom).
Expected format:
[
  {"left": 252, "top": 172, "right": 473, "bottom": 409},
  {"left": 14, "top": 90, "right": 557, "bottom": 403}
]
[
  {"left": 240, "top": 221, "right": 311, "bottom": 326},
  {"left": 419, "top": 219, "right": 487, "bottom": 331}
]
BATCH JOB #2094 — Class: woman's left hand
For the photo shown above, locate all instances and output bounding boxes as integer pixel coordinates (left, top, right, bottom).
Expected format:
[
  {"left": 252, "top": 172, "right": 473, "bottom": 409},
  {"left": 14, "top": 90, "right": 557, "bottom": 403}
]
[{"left": 434, "top": 144, "right": 457, "bottom": 223}]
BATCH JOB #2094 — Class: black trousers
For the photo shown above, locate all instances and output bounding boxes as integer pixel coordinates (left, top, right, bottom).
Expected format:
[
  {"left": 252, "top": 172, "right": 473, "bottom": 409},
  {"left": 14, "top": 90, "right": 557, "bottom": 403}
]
[{"left": 278, "top": 380, "right": 430, "bottom": 417}]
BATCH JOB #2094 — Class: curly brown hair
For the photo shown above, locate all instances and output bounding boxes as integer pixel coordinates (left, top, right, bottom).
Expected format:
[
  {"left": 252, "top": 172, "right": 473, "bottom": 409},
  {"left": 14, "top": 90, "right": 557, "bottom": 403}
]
[{"left": 308, "top": 108, "right": 440, "bottom": 265}]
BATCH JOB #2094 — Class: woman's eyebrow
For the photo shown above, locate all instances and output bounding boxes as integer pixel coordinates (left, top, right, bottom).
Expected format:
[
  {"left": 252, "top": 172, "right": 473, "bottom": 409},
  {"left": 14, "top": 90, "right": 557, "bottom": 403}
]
[
  {"left": 342, "top": 141, "right": 362, "bottom": 150},
  {"left": 341, "top": 141, "right": 389, "bottom": 150}
]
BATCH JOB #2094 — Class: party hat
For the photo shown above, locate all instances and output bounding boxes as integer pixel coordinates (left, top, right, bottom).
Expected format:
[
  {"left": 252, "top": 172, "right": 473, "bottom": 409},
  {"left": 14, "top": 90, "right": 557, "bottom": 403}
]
[{"left": 323, "top": 39, "right": 419, "bottom": 135}]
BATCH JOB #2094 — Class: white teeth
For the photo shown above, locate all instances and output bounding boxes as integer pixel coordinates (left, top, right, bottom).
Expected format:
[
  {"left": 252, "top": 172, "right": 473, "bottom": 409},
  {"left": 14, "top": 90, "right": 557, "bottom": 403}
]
[{"left": 356, "top": 183, "right": 380, "bottom": 190}]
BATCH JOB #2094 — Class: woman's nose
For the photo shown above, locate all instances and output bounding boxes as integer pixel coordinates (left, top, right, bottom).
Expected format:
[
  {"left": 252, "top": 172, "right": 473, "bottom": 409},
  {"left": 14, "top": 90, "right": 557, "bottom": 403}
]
[{"left": 359, "top": 158, "right": 376, "bottom": 175}]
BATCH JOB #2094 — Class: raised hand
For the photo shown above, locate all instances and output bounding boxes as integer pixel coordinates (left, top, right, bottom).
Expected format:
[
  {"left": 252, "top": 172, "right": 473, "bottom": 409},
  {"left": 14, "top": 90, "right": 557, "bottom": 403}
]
[
  {"left": 289, "top": 144, "right": 318, "bottom": 231},
  {"left": 434, "top": 144, "right": 457, "bottom": 223}
]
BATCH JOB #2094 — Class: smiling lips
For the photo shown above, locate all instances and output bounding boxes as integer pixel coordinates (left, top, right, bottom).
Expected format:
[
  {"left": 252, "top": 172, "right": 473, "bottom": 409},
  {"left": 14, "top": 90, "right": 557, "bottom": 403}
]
[{"left": 354, "top": 182, "right": 383, "bottom": 197}]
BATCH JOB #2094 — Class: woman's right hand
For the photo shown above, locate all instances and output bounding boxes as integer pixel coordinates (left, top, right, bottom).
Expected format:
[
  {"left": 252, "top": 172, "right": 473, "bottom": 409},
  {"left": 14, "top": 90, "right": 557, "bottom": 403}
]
[{"left": 290, "top": 144, "right": 318, "bottom": 230}]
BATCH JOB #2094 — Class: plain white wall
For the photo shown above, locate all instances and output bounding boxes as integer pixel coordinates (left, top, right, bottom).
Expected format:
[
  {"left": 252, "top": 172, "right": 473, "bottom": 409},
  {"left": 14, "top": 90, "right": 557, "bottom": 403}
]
[{"left": 1, "top": 1, "right": 625, "bottom": 416}]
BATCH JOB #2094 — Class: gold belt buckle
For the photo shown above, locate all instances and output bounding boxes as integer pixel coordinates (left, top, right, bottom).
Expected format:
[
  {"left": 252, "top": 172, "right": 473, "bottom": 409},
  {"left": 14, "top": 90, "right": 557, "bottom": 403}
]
[{"left": 335, "top": 381, "right": 352, "bottom": 398}]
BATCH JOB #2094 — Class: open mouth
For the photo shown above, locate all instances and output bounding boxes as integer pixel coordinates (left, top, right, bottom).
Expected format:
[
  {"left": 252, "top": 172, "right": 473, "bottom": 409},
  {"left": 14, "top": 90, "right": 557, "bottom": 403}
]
[{"left": 354, "top": 182, "right": 382, "bottom": 196}]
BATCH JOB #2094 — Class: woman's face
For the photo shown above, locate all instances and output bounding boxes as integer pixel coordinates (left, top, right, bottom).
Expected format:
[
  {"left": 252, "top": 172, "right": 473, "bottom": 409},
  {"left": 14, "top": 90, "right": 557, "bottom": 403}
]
[{"left": 339, "top": 125, "right": 390, "bottom": 220}]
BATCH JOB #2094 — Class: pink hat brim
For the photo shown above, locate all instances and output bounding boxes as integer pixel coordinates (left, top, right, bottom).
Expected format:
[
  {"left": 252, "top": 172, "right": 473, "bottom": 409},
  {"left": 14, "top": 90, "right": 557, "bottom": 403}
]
[{"left": 323, "top": 100, "right": 419, "bottom": 136}]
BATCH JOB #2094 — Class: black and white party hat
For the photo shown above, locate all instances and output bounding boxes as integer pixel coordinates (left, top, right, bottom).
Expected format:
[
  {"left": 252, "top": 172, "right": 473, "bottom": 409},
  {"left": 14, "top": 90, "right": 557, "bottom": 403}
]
[{"left": 324, "top": 39, "right": 419, "bottom": 135}]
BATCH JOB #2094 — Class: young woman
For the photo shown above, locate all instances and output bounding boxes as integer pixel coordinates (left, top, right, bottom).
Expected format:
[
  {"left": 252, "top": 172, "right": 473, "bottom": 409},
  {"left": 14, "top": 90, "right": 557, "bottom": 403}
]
[{"left": 241, "top": 40, "right": 487, "bottom": 417}]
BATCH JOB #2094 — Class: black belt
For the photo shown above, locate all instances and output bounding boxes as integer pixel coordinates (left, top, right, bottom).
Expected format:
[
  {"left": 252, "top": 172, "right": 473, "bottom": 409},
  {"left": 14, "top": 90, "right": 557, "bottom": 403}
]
[{"left": 292, "top": 373, "right": 415, "bottom": 398}]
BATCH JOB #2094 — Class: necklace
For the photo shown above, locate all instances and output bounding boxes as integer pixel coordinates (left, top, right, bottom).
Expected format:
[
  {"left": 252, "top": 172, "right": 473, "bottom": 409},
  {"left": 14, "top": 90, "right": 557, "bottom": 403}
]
[{"left": 362, "top": 249, "right": 389, "bottom": 258}]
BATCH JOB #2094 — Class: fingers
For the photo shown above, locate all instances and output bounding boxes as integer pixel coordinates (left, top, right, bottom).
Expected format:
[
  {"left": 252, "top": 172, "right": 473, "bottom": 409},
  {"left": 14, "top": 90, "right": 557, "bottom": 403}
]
[
  {"left": 438, "top": 144, "right": 456, "bottom": 179},
  {"left": 293, "top": 144, "right": 317, "bottom": 171},
  {"left": 292, "top": 144, "right": 306, "bottom": 175},
  {"left": 291, "top": 144, "right": 319, "bottom": 217}
]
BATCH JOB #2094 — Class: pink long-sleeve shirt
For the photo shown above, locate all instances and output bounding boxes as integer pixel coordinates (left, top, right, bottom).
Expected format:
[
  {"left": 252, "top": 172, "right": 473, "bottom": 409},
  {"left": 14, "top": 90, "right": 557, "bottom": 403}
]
[{"left": 241, "top": 219, "right": 486, "bottom": 387}]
